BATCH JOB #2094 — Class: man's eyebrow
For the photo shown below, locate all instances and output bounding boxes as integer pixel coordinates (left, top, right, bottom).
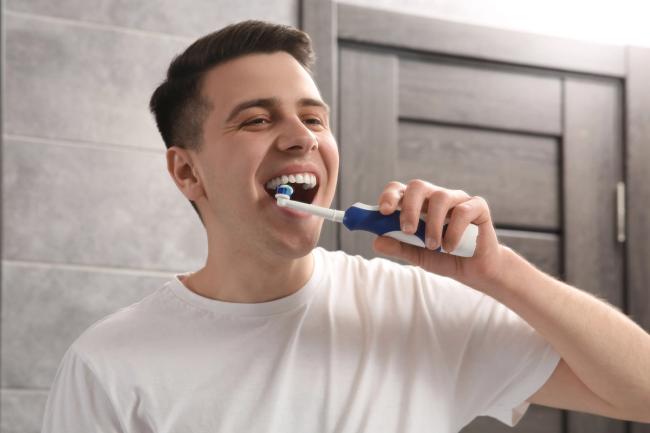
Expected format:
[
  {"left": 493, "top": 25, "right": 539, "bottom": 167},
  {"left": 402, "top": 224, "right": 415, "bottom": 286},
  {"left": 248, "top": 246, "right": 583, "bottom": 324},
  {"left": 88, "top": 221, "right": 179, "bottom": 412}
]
[
  {"left": 225, "top": 97, "right": 330, "bottom": 123},
  {"left": 225, "top": 98, "right": 279, "bottom": 123},
  {"left": 298, "top": 98, "right": 330, "bottom": 113}
]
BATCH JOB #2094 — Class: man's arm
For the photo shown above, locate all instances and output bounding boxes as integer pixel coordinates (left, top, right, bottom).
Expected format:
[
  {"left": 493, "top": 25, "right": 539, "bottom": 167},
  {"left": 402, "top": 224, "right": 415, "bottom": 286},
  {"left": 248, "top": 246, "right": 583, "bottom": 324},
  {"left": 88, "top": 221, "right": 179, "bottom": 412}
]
[
  {"left": 373, "top": 179, "right": 650, "bottom": 423},
  {"left": 492, "top": 247, "right": 650, "bottom": 422}
]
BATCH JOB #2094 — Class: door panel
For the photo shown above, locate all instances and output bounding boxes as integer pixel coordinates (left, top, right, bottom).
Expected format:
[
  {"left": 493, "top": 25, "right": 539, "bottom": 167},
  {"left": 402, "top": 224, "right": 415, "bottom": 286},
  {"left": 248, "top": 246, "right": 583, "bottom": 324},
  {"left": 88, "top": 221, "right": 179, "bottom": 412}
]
[
  {"left": 397, "top": 122, "right": 560, "bottom": 229},
  {"left": 563, "top": 78, "right": 625, "bottom": 433},
  {"left": 399, "top": 59, "right": 562, "bottom": 134},
  {"left": 497, "top": 229, "right": 561, "bottom": 278},
  {"left": 563, "top": 78, "right": 624, "bottom": 305}
]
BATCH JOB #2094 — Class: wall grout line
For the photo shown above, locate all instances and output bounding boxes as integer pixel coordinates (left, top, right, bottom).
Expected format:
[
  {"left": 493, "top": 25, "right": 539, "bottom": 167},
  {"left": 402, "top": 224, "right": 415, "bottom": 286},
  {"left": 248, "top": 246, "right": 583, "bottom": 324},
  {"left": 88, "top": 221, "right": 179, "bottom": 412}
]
[
  {"left": 4, "top": 9, "right": 195, "bottom": 42},
  {"left": 2, "top": 259, "right": 183, "bottom": 278},
  {"left": 0, "top": 387, "right": 50, "bottom": 393},
  {"left": 2, "top": 0, "right": 6, "bottom": 397},
  {"left": 3, "top": 133, "right": 165, "bottom": 155}
]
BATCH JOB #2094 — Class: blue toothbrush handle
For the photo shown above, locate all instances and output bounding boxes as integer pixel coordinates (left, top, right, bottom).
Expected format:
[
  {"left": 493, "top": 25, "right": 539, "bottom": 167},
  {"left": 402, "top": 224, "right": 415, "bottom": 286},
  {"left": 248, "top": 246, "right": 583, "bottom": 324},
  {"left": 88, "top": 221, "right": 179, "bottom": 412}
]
[{"left": 341, "top": 203, "right": 478, "bottom": 257}]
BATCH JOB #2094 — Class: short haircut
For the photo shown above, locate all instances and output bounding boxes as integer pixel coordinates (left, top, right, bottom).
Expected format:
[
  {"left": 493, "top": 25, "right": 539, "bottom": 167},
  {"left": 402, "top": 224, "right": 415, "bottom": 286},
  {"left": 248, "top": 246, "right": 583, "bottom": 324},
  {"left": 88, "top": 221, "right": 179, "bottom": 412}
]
[{"left": 149, "top": 20, "right": 315, "bottom": 219}]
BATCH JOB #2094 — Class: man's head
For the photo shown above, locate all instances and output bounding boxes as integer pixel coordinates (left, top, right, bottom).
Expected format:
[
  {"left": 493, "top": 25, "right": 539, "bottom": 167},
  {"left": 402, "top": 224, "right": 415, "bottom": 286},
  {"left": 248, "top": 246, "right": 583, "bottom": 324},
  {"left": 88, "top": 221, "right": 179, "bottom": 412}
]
[
  {"left": 150, "top": 21, "right": 317, "bottom": 219},
  {"left": 149, "top": 21, "right": 339, "bottom": 258}
]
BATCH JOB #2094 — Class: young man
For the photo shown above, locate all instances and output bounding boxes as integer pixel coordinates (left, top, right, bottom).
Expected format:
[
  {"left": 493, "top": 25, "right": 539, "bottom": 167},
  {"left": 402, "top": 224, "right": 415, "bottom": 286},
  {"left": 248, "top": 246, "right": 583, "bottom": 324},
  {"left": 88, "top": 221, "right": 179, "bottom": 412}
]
[{"left": 42, "top": 21, "right": 650, "bottom": 432}]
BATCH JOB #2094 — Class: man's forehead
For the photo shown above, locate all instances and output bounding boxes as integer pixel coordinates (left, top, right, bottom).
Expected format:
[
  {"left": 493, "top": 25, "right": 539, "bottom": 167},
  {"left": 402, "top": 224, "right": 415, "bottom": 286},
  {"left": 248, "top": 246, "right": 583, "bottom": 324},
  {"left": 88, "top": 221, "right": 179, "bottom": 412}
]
[
  {"left": 204, "top": 52, "right": 315, "bottom": 89},
  {"left": 201, "top": 52, "right": 322, "bottom": 115}
]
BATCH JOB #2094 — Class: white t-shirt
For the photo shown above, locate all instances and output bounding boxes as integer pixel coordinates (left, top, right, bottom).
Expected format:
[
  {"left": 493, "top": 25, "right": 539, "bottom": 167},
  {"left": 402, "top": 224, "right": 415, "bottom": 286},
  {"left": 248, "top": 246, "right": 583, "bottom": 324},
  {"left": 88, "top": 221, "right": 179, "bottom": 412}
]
[{"left": 42, "top": 248, "right": 560, "bottom": 433}]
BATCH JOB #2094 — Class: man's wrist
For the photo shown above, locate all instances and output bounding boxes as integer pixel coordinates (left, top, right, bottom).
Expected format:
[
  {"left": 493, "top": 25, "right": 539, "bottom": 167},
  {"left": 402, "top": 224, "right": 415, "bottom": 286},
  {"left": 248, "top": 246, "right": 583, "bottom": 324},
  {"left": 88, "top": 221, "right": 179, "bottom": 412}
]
[{"left": 471, "top": 245, "right": 530, "bottom": 301}]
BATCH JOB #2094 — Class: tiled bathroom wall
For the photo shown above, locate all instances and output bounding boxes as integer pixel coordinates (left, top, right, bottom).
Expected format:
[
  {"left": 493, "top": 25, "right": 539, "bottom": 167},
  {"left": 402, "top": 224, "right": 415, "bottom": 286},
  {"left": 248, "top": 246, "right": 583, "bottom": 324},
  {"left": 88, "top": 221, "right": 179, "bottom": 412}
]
[{"left": 1, "top": 1, "right": 298, "bottom": 431}]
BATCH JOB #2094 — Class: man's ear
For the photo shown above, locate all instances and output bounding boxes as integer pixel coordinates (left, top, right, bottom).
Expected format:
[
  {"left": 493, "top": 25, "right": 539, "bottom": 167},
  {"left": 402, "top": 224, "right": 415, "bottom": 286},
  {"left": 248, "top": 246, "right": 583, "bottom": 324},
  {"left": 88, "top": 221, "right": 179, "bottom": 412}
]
[{"left": 166, "top": 146, "right": 204, "bottom": 201}]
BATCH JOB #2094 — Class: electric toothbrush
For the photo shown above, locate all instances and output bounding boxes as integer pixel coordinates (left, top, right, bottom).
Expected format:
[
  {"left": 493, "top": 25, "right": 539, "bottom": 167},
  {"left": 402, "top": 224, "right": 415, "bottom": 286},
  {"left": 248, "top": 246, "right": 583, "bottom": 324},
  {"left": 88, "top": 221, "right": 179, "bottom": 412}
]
[{"left": 275, "top": 184, "right": 478, "bottom": 257}]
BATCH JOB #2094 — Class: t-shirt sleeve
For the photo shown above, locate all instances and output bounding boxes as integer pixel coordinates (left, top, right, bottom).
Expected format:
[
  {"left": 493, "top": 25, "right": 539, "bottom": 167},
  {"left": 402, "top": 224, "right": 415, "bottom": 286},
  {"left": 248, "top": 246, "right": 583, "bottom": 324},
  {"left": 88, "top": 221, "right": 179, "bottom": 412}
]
[
  {"left": 422, "top": 273, "right": 561, "bottom": 429},
  {"left": 41, "top": 346, "right": 124, "bottom": 433}
]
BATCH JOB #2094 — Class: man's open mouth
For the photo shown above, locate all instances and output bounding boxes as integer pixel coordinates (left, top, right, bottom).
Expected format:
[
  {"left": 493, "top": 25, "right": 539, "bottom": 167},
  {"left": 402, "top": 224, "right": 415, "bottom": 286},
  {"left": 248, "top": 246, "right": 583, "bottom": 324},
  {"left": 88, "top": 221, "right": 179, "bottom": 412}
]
[{"left": 265, "top": 172, "right": 319, "bottom": 204}]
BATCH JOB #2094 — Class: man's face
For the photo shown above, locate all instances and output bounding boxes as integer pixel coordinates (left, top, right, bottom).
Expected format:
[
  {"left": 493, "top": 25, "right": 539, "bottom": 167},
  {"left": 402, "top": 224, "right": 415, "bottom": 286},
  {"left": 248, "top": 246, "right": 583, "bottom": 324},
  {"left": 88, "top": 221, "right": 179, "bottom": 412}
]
[{"left": 191, "top": 51, "right": 339, "bottom": 257}]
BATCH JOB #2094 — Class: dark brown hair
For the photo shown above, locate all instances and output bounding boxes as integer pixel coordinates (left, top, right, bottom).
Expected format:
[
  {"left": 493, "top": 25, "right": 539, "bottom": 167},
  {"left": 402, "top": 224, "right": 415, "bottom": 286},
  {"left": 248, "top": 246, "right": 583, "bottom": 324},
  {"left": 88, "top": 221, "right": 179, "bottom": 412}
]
[
  {"left": 150, "top": 20, "right": 314, "bottom": 151},
  {"left": 149, "top": 20, "right": 315, "bottom": 219}
]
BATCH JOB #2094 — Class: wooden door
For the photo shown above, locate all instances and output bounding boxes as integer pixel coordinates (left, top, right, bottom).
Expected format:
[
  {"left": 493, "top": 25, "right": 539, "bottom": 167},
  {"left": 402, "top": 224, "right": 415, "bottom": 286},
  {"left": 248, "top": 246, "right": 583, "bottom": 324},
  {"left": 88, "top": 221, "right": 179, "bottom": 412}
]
[{"left": 304, "top": 2, "right": 650, "bottom": 433}]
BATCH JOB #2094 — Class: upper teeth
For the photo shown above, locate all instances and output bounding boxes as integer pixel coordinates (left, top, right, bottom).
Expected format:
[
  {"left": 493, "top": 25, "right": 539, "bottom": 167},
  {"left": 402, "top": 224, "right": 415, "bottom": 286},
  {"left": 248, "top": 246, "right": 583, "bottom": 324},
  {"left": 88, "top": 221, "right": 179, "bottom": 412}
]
[{"left": 266, "top": 172, "right": 318, "bottom": 190}]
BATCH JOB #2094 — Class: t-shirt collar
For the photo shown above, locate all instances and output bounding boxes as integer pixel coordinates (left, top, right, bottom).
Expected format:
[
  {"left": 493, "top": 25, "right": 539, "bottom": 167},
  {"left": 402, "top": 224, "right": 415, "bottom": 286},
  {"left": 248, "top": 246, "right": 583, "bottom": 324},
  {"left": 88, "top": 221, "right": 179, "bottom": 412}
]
[{"left": 168, "top": 248, "right": 325, "bottom": 317}]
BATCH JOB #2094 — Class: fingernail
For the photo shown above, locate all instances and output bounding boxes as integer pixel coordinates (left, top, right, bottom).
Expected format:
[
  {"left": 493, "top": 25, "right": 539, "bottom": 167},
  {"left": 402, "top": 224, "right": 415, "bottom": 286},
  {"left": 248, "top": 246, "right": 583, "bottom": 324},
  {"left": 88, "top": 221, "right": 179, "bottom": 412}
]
[
  {"left": 380, "top": 202, "right": 391, "bottom": 213},
  {"left": 426, "top": 237, "right": 437, "bottom": 250},
  {"left": 402, "top": 223, "right": 413, "bottom": 233}
]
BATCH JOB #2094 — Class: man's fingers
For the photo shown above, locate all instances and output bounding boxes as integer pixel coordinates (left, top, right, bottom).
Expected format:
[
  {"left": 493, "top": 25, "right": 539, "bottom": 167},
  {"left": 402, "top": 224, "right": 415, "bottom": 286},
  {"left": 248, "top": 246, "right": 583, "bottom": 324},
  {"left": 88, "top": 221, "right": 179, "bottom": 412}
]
[
  {"left": 443, "top": 196, "right": 494, "bottom": 253},
  {"left": 373, "top": 236, "right": 459, "bottom": 277},
  {"left": 442, "top": 197, "right": 481, "bottom": 253},
  {"left": 425, "top": 189, "right": 470, "bottom": 250},
  {"left": 377, "top": 181, "right": 405, "bottom": 215},
  {"left": 373, "top": 181, "right": 501, "bottom": 282},
  {"left": 400, "top": 180, "right": 432, "bottom": 233},
  {"left": 377, "top": 181, "right": 485, "bottom": 255},
  {"left": 373, "top": 236, "right": 422, "bottom": 264}
]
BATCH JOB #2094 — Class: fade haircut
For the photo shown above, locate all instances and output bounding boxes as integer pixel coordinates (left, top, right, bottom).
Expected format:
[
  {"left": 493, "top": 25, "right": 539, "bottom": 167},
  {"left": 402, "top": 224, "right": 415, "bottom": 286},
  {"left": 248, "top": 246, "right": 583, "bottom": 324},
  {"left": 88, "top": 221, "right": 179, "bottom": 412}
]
[{"left": 149, "top": 20, "right": 315, "bottom": 219}]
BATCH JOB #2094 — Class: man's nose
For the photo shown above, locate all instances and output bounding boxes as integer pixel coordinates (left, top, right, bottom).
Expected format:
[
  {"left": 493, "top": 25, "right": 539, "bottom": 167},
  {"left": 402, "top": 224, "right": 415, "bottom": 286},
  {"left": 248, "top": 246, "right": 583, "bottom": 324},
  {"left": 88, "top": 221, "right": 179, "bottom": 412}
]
[{"left": 275, "top": 119, "right": 319, "bottom": 153}]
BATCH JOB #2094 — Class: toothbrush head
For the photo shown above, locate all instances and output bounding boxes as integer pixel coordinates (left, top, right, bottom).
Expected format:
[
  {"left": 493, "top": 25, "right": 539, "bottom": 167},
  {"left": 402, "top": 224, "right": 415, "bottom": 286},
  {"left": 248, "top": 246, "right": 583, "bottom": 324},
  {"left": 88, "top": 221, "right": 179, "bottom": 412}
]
[
  {"left": 275, "top": 184, "right": 294, "bottom": 206},
  {"left": 275, "top": 184, "right": 294, "bottom": 198}
]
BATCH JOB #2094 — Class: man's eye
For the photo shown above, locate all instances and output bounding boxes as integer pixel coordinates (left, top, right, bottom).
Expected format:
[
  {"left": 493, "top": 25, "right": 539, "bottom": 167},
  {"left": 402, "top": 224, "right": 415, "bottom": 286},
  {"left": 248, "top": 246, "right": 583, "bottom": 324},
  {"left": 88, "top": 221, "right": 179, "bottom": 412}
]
[
  {"left": 241, "top": 118, "right": 270, "bottom": 127},
  {"left": 303, "top": 117, "right": 323, "bottom": 125}
]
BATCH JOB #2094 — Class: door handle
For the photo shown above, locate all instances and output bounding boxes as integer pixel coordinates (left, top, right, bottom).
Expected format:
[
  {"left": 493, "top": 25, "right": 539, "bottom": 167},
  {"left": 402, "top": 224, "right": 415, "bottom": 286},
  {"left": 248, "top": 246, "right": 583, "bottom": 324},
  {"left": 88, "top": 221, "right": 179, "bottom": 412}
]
[{"left": 616, "top": 181, "right": 626, "bottom": 243}]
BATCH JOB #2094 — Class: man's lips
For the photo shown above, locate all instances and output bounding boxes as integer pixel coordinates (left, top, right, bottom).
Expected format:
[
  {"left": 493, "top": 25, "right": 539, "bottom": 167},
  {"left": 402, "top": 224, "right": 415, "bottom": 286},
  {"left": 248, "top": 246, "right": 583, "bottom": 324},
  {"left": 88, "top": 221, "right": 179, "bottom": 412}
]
[{"left": 275, "top": 203, "right": 313, "bottom": 219}]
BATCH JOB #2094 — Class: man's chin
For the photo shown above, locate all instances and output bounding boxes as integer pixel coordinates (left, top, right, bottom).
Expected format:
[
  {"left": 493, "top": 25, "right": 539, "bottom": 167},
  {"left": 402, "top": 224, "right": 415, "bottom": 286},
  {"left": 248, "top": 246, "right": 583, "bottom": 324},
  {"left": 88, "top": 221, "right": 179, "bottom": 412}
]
[{"left": 269, "top": 233, "right": 320, "bottom": 260}]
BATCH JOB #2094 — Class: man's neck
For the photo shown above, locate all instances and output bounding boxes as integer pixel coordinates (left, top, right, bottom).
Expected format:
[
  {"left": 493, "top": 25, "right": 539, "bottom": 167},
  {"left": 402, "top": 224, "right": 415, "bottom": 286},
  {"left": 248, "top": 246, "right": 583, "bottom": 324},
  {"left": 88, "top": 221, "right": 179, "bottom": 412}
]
[{"left": 181, "top": 245, "right": 314, "bottom": 304}]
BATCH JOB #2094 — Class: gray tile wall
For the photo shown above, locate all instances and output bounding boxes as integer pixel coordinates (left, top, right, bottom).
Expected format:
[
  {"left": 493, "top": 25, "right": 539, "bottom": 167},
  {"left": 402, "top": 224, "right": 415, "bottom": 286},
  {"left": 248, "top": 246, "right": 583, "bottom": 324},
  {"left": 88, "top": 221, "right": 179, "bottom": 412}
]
[{"left": 1, "top": 1, "right": 298, "bottom": 431}]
